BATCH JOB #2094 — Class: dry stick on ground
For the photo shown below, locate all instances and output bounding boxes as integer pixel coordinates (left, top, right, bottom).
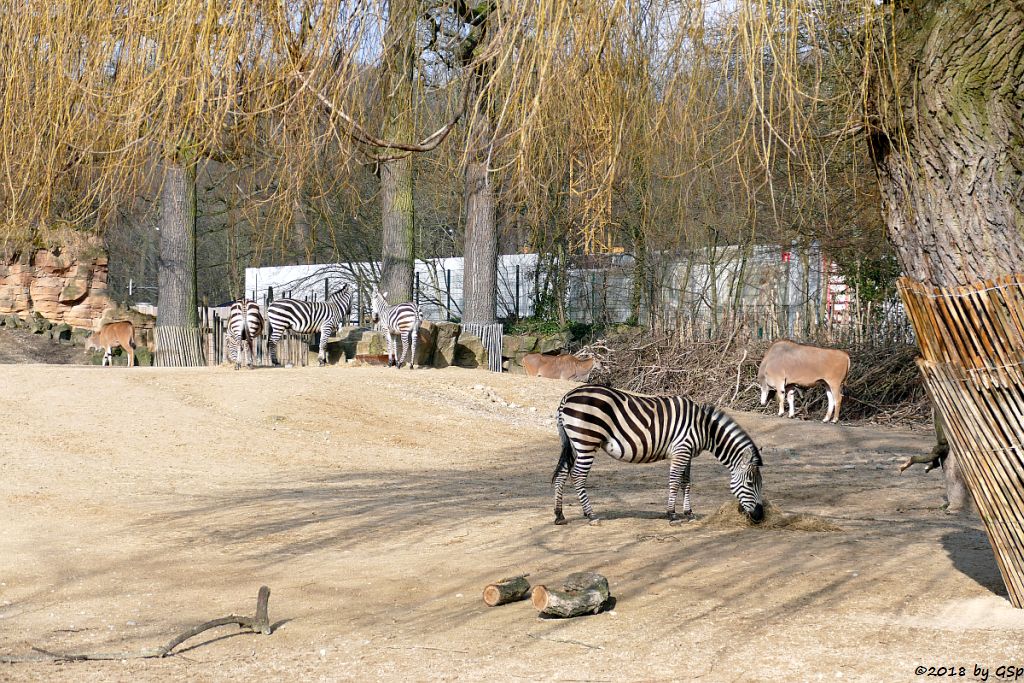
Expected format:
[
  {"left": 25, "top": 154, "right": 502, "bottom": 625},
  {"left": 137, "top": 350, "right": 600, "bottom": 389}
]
[{"left": 0, "top": 586, "right": 273, "bottom": 663}]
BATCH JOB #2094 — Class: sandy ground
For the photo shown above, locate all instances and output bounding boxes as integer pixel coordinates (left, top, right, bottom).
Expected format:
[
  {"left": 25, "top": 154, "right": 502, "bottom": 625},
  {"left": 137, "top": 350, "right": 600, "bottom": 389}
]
[{"left": 2, "top": 361, "right": 1023, "bottom": 682}]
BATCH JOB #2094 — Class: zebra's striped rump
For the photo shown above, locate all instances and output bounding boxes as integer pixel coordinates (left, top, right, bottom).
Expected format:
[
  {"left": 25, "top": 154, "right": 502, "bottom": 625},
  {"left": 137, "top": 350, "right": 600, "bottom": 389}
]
[
  {"left": 266, "top": 285, "right": 352, "bottom": 366},
  {"left": 552, "top": 384, "right": 765, "bottom": 525},
  {"left": 371, "top": 290, "right": 422, "bottom": 369},
  {"left": 226, "top": 299, "right": 264, "bottom": 369}
]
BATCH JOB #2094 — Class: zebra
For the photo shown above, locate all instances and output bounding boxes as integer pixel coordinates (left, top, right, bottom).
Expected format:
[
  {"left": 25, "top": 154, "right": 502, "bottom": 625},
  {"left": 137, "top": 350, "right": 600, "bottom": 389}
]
[
  {"left": 552, "top": 384, "right": 765, "bottom": 525},
  {"left": 226, "top": 299, "right": 265, "bottom": 370},
  {"left": 266, "top": 285, "right": 352, "bottom": 366},
  {"left": 371, "top": 290, "right": 422, "bottom": 369}
]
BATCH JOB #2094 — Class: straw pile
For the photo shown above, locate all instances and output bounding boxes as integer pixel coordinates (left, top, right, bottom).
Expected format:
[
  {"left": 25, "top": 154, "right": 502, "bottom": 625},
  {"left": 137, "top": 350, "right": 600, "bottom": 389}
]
[{"left": 699, "top": 501, "right": 843, "bottom": 532}]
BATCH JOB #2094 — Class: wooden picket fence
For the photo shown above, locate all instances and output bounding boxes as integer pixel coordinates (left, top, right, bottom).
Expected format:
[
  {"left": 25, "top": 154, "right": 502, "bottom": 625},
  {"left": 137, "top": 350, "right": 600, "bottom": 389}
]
[{"left": 899, "top": 275, "right": 1024, "bottom": 607}]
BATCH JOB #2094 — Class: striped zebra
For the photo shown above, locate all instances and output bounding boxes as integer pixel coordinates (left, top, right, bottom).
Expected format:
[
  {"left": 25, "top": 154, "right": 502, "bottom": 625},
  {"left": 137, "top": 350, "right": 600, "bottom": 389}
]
[
  {"left": 371, "top": 290, "right": 422, "bottom": 369},
  {"left": 552, "top": 384, "right": 765, "bottom": 525},
  {"left": 266, "top": 285, "right": 352, "bottom": 366},
  {"left": 226, "top": 299, "right": 265, "bottom": 370}
]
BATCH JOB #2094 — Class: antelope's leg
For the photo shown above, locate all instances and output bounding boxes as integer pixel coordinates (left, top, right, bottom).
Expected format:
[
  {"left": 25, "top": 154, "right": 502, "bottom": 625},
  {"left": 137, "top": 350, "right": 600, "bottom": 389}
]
[
  {"left": 787, "top": 389, "right": 796, "bottom": 418},
  {"left": 824, "top": 387, "right": 835, "bottom": 423}
]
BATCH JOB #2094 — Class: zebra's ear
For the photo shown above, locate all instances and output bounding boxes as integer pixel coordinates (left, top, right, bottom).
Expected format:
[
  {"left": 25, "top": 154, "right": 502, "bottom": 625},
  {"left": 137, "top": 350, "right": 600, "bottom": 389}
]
[{"left": 382, "top": 291, "right": 388, "bottom": 299}]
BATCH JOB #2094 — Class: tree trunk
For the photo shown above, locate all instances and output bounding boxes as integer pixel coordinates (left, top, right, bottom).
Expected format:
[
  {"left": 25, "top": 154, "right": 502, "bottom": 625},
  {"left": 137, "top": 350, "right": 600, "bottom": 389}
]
[
  {"left": 377, "top": 0, "right": 417, "bottom": 305},
  {"left": 379, "top": 154, "right": 415, "bottom": 304},
  {"left": 462, "top": 147, "right": 498, "bottom": 324},
  {"left": 155, "top": 159, "right": 204, "bottom": 367},
  {"left": 870, "top": 0, "right": 1024, "bottom": 514}
]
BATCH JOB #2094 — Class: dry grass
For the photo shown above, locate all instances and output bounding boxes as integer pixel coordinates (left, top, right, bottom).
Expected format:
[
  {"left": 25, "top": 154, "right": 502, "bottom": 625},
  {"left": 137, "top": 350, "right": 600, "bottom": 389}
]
[{"left": 699, "top": 501, "right": 844, "bottom": 532}]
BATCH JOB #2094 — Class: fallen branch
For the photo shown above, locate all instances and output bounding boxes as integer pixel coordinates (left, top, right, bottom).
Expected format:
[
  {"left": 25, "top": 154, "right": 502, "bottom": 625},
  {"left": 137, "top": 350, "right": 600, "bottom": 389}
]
[
  {"left": 1, "top": 586, "right": 273, "bottom": 663},
  {"left": 532, "top": 572, "right": 611, "bottom": 618},
  {"left": 482, "top": 574, "right": 532, "bottom": 607}
]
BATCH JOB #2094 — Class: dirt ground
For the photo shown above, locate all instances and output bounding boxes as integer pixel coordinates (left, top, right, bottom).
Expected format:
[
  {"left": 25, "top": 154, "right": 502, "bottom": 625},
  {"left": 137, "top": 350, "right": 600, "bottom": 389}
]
[{"left": 2, "top": 358, "right": 1023, "bottom": 682}]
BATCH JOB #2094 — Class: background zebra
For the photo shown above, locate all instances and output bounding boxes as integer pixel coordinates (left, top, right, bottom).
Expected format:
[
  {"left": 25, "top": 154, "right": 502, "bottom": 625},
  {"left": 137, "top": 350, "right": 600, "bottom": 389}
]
[
  {"left": 226, "top": 298, "right": 265, "bottom": 370},
  {"left": 552, "top": 384, "right": 765, "bottom": 525},
  {"left": 266, "top": 285, "right": 352, "bottom": 366},
  {"left": 371, "top": 290, "right": 422, "bottom": 369}
]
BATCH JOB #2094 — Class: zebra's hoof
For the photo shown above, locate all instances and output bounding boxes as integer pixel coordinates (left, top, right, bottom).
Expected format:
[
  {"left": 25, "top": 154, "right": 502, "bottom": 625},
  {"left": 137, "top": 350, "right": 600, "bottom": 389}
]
[
  {"left": 586, "top": 517, "right": 602, "bottom": 526},
  {"left": 554, "top": 515, "right": 568, "bottom": 526},
  {"left": 669, "top": 512, "right": 694, "bottom": 525}
]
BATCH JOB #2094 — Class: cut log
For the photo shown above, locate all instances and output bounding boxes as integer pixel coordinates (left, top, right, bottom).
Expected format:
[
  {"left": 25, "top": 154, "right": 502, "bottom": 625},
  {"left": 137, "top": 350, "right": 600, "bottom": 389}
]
[
  {"left": 482, "top": 575, "right": 532, "bottom": 607},
  {"left": 531, "top": 572, "right": 611, "bottom": 618}
]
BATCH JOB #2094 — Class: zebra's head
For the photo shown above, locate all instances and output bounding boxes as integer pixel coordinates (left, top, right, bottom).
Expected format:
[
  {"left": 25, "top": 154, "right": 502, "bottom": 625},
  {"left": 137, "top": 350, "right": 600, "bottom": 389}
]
[
  {"left": 730, "top": 446, "right": 765, "bottom": 523},
  {"left": 370, "top": 289, "right": 387, "bottom": 323}
]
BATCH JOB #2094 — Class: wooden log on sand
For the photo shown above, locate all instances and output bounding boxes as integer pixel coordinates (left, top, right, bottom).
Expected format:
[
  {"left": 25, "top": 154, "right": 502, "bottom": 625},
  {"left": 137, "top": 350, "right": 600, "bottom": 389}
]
[
  {"left": 482, "top": 575, "right": 532, "bottom": 607},
  {"left": 531, "top": 572, "right": 611, "bottom": 618}
]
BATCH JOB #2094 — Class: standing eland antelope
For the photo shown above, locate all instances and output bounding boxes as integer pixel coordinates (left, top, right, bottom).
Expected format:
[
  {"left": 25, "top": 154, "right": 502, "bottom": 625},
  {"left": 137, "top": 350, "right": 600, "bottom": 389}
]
[
  {"left": 757, "top": 340, "right": 851, "bottom": 423},
  {"left": 85, "top": 320, "right": 137, "bottom": 367},
  {"left": 522, "top": 352, "right": 600, "bottom": 381}
]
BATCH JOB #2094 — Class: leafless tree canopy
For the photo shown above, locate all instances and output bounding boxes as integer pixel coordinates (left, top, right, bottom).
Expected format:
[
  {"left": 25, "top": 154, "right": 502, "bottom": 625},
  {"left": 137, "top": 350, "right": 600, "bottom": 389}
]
[{"left": 1, "top": 2, "right": 898, "bottom": 285}]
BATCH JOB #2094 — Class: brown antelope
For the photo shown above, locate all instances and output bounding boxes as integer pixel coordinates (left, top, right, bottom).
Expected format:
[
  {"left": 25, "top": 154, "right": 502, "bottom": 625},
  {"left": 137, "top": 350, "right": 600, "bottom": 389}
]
[
  {"left": 757, "top": 340, "right": 851, "bottom": 423},
  {"left": 522, "top": 352, "right": 599, "bottom": 381},
  {"left": 85, "top": 321, "right": 137, "bottom": 367}
]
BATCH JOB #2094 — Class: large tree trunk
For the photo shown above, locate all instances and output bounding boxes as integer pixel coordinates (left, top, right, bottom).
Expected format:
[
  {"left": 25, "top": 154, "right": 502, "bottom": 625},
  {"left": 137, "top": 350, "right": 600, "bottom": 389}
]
[
  {"left": 870, "top": 0, "right": 1024, "bottom": 515},
  {"left": 155, "top": 159, "right": 204, "bottom": 366},
  {"left": 379, "top": 154, "right": 415, "bottom": 303},
  {"left": 377, "top": 0, "right": 417, "bottom": 305},
  {"left": 462, "top": 145, "right": 498, "bottom": 324}
]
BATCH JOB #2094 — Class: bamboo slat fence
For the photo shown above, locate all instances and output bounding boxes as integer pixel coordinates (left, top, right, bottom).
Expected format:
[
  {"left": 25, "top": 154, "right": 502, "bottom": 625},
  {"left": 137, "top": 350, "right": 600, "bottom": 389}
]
[{"left": 899, "top": 276, "right": 1024, "bottom": 608}]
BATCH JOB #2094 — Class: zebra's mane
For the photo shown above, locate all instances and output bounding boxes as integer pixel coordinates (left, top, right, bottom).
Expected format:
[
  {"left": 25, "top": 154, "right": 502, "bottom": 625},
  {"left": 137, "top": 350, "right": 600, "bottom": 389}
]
[{"left": 706, "top": 405, "right": 760, "bottom": 464}]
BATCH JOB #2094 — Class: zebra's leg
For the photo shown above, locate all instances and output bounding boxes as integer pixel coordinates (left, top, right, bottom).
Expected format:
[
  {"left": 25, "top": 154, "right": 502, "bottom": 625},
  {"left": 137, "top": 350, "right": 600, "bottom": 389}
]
[
  {"left": 268, "top": 332, "right": 281, "bottom": 366},
  {"left": 246, "top": 339, "right": 255, "bottom": 369},
  {"left": 409, "top": 324, "right": 418, "bottom": 370},
  {"left": 569, "top": 453, "right": 598, "bottom": 522},
  {"left": 787, "top": 388, "right": 796, "bottom": 418},
  {"left": 398, "top": 329, "right": 411, "bottom": 369},
  {"left": 387, "top": 332, "right": 397, "bottom": 367},
  {"left": 317, "top": 323, "right": 332, "bottom": 366},
  {"left": 553, "top": 460, "right": 571, "bottom": 524},
  {"left": 667, "top": 448, "right": 694, "bottom": 524}
]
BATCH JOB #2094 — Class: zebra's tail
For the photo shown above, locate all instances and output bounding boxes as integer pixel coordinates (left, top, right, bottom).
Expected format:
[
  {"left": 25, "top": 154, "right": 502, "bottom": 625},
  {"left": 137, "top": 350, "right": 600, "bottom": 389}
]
[{"left": 552, "top": 414, "right": 575, "bottom": 484}]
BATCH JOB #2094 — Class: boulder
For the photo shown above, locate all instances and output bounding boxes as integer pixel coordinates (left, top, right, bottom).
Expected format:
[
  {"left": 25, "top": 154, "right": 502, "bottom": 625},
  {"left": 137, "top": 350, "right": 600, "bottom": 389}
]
[
  {"left": 4, "top": 314, "right": 21, "bottom": 329},
  {"left": 50, "top": 323, "right": 73, "bottom": 344},
  {"left": 71, "top": 326, "right": 93, "bottom": 347},
  {"left": 355, "top": 331, "right": 388, "bottom": 357},
  {"left": 537, "top": 332, "right": 569, "bottom": 354},
  {"left": 415, "top": 320, "right": 439, "bottom": 367},
  {"left": 26, "top": 312, "right": 51, "bottom": 334},
  {"left": 432, "top": 321, "right": 461, "bottom": 368},
  {"left": 454, "top": 334, "right": 488, "bottom": 369},
  {"left": 502, "top": 334, "right": 538, "bottom": 358}
]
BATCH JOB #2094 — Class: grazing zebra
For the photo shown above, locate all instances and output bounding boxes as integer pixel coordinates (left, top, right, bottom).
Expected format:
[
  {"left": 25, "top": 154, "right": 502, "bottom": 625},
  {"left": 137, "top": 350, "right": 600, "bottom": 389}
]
[
  {"left": 552, "top": 384, "right": 765, "bottom": 525},
  {"left": 371, "top": 290, "right": 422, "bottom": 369},
  {"left": 226, "top": 299, "right": 264, "bottom": 370},
  {"left": 266, "top": 285, "right": 352, "bottom": 366}
]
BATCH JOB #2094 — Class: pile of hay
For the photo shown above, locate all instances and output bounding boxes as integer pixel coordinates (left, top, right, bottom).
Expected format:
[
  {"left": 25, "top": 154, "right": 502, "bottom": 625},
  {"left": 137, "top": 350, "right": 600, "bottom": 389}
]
[{"left": 698, "top": 500, "right": 843, "bottom": 532}]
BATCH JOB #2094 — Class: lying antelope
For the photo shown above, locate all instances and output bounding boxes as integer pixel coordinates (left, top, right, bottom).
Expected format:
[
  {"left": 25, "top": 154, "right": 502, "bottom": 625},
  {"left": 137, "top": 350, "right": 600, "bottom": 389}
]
[
  {"left": 85, "top": 320, "right": 137, "bottom": 367},
  {"left": 757, "top": 339, "right": 850, "bottom": 423},
  {"left": 522, "top": 352, "right": 599, "bottom": 381}
]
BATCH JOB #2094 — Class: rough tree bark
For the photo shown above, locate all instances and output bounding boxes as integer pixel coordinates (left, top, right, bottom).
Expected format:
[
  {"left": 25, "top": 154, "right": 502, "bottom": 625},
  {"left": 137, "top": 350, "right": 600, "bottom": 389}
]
[
  {"left": 377, "top": 0, "right": 417, "bottom": 305},
  {"left": 462, "top": 126, "right": 498, "bottom": 324},
  {"left": 458, "top": 2, "right": 499, "bottom": 325},
  {"left": 869, "top": 0, "right": 1024, "bottom": 513},
  {"left": 155, "top": 158, "right": 205, "bottom": 366}
]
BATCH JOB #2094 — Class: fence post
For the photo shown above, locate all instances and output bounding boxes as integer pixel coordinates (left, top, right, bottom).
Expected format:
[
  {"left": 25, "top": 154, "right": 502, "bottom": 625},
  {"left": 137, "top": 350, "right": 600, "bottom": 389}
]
[
  {"left": 325, "top": 278, "right": 329, "bottom": 301},
  {"left": 415, "top": 272, "right": 420, "bottom": 308},
  {"left": 445, "top": 270, "right": 452, "bottom": 321},
  {"left": 515, "top": 265, "right": 520, "bottom": 320}
]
